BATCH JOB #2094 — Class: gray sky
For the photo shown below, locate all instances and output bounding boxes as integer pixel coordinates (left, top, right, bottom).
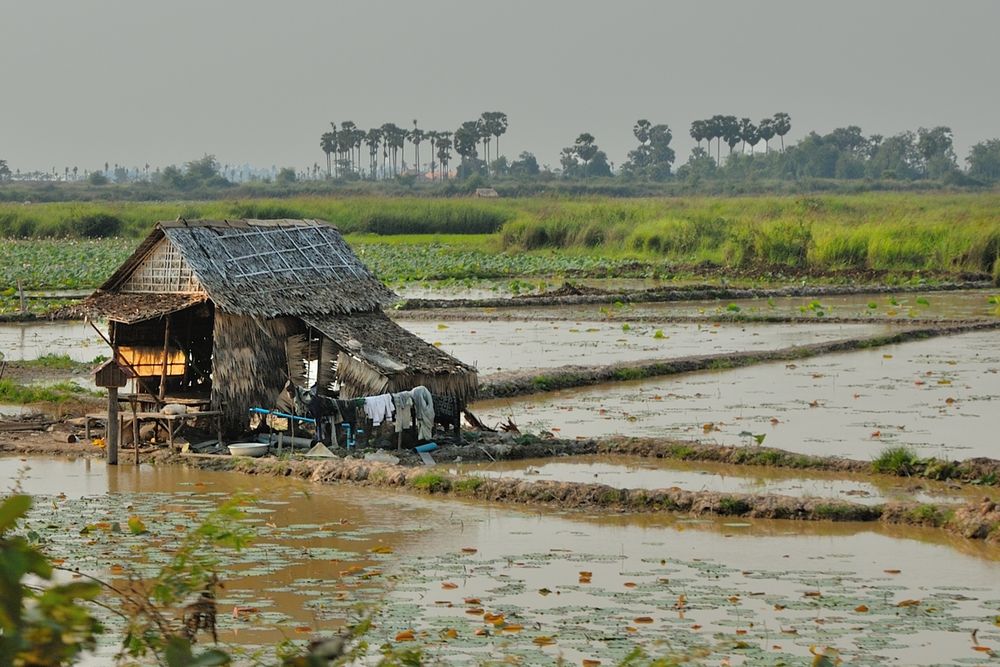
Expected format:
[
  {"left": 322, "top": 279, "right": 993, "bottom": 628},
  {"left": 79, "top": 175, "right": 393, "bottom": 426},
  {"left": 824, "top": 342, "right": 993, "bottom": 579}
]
[{"left": 2, "top": 0, "right": 998, "bottom": 174}]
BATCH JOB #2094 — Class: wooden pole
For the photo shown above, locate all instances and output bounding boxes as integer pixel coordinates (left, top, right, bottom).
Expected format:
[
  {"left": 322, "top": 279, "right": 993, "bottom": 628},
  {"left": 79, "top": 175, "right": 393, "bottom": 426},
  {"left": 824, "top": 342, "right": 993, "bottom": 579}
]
[
  {"left": 107, "top": 387, "right": 119, "bottom": 465},
  {"left": 158, "top": 315, "right": 171, "bottom": 401},
  {"left": 17, "top": 280, "right": 26, "bottom": 313},
  {"left": 130, "top": 397, "right": 140, "bottom": 465}
]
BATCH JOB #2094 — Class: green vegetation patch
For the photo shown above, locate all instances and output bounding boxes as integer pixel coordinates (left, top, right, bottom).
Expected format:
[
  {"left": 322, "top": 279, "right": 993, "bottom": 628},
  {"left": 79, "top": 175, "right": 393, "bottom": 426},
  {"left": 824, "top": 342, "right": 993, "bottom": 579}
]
[{"left": 0, "top": 379, "right": 100, "bottom": 404}]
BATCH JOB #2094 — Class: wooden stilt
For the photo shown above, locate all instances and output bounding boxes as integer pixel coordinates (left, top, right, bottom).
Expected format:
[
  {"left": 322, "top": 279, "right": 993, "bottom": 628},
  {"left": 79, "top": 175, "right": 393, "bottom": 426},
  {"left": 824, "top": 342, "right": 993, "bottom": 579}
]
[
  {"left": 158, "top": 315, "right": 171, "bottom": 401},
  {"left": 130, "top": 397, "right": 140, "bottom": 465},
  {"left": 107, "top": 387, "right": 119, "bottom": 465}
]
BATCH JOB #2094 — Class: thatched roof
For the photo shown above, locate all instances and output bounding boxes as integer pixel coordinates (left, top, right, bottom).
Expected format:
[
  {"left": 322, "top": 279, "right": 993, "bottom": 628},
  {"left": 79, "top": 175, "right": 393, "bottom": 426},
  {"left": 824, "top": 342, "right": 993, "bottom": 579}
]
[
  {"left": 92, "top": 219, "right": 395, "bottom": 318},
  {"left": 85, "top": 291, "right": 209, "bottom": 324},
  {"left": 302, "top": 311, "right": 479, "bottom": 401}
]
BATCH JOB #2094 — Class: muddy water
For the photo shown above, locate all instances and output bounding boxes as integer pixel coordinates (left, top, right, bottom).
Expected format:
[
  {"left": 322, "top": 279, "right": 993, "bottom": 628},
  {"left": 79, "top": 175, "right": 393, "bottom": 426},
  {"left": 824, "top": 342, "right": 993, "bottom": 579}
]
[
  {"left": 425, "top": 288, "right": 1000, "bottom": 322},
  {"left": 0, "top": 317, "right": 888, "bottom": 376},
  {"left": 0, "top": 320, "right": 106, "bottom": 362},
  {"left": 452, "top": 455, "right": 999, "bottom": 507},
  {"left": 394, "top": 277, "right": 673, "bottom": 301},
  {"left": 4, "top": 456, "right": 1000, "bottom": 665},
  {"left": 472, "top": 330, "right": 1000, "bottom": 461},
  {"left": 399, "top": 319, "right": 891, "bottom": 375}
]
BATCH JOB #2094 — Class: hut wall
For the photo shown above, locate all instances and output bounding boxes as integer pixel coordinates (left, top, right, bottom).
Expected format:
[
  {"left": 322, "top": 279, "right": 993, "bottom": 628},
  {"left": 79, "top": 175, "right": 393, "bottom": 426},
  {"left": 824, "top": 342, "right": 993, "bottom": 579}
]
[{"left": 211, "top": 313, "right": 298, "bottom": 432}]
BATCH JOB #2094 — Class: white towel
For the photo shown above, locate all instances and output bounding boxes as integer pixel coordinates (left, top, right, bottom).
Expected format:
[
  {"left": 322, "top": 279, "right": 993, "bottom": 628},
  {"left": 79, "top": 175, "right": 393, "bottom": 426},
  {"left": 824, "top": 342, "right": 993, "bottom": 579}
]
[{"left": 363, "top": 394, "right": 394, "bottom": 426}]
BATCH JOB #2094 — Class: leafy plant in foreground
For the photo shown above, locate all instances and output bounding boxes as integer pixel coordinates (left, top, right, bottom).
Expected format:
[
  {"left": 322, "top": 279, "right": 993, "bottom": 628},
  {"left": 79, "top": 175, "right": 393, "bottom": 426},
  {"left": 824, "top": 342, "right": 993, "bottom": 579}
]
[{"left": 0, "top": 494, "right": 103, "bottom": 666}]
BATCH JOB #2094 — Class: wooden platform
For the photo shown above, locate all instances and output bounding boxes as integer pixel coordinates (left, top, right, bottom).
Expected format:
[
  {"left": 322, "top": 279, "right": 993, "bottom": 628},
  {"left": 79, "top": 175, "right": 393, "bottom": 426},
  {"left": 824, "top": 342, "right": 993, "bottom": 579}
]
[{"left": 85, "top": 410, "right": 223, "bottom": 450}]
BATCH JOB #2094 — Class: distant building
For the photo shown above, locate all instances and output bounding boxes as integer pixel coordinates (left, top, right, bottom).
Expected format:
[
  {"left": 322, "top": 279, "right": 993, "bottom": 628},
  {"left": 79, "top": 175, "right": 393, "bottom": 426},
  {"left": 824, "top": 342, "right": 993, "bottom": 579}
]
[{"left": 475, "top": 188, "right": 499, "bottom": 198}]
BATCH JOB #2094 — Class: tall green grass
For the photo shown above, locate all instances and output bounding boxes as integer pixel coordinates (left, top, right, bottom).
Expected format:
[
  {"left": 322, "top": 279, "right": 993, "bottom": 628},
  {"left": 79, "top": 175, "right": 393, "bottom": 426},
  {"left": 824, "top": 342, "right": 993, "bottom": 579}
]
[
  {"left": 499, "top": 193, "right": 1000, "bottom": 276},
  {"left": 1, "top": 193, "right": 999, "bottom": 279},
  {"left": 0, "top": 198, "right": 515, "bottom": 239}
]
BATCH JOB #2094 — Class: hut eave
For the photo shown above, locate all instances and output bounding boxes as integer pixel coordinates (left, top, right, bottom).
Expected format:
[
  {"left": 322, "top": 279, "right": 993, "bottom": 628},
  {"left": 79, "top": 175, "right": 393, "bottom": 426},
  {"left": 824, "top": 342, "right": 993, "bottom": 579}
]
[{"left": 82, "top": 291, "right": 210, "bottom": 324}]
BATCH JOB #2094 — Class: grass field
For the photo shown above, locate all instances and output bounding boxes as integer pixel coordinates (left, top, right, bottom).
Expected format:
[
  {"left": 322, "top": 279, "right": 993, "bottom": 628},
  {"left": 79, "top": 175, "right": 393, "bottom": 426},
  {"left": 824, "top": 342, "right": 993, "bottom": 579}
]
[{"left": 1, "top": 193, "right": 998, "bottom": 290}]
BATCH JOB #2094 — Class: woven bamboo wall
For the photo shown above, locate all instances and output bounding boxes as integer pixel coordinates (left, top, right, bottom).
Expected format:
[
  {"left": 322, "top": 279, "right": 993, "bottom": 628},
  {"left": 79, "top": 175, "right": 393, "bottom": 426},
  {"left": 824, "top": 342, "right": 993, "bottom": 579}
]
[
  {"left": 211, "top": 313, "right": 297, "bottom": 432},
  {"left": 121, "top": 239, "right": 202, "bottom": 293}
]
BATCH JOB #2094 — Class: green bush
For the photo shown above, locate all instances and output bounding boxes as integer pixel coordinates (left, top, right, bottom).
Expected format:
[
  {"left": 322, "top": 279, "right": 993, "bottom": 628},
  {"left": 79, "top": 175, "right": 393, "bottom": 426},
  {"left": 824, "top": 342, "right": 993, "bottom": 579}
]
[
  {"left": 872, "top": 446, "right": 918, "bottom": 475},
  {"left": 74, "top": 213, "right": 123, "bottom": 238}
]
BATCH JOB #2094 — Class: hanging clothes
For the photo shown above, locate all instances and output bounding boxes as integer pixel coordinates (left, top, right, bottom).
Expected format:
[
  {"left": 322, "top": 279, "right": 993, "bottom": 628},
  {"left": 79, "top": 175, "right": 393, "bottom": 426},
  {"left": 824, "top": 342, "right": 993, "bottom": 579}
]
[
  {"left": 335, "top": 399, "right": 357, "bottom": 427},
  {"left": 411, "top": 385, "right": 435, "bottom": 440},
  {"left": 392, "top": 391, "right": 414, "bottom": 433},
  {"left": 363, "top": 393, "right": 395, "bottom": 426},
  {"left": 432, "top": 394, "right": 460, "bottom": 427}
]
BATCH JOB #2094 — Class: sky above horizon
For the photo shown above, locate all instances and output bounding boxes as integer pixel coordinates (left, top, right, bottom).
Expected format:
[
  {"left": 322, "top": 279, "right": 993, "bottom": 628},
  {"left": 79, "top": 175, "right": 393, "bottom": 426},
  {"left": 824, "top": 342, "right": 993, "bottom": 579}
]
[{"left": 2, "top": 0, "right": 998, "bottom": 174}]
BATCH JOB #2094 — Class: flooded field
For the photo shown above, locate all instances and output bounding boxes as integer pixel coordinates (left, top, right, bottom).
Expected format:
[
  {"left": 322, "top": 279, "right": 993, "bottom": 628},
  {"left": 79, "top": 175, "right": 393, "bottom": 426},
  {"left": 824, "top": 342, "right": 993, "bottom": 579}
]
[
  {"left": 394, "top": 277, "right": 674, "bottom": 301},
  {"left": 5, "top": 456, "right": 1000, "bottom": 665},
  {"left": 0, "top": 320, "right": 107, "bottom": 362},
  {"left": 472, "top": 330, "right": 1000, "bottom": 461},
  {"left": 399, "top": 319, "right": 892, "bottom": 375},
  {"left": 0, "top": 317, "right": 890, "bottom": 375},
  {"left": 426, "top": 288, "right": 1000, "bottom": 323},
  {"left": 453, "top": 455, "right": 1000, "bottom": 507}
]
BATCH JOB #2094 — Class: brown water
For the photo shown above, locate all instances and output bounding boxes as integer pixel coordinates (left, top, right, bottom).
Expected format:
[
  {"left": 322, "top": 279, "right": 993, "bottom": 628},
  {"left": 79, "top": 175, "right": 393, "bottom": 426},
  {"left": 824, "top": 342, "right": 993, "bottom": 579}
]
[
  {"left": 472, "top": 330, "right": 1000, "bottom": 461},
  {"left": 425, "top": 288, "right": 1000, "bottom": 323},
  {"left": 5, "top": 456, "right": 1000, "bottom": 665},
  {"left": 398, "top": 319, "right": 891, "bottom": 375},
  {"left": 450, "top": 455, "right": 999, "bottom": 507},
  {"left": 394, "top": 277, "right": 674, "bottom": 301},
  {"left": 0, "top": 320, "right": 108, "bottom": 362},
  {"left": 0, "top": 317, "right": 889, "bottom": 377}
]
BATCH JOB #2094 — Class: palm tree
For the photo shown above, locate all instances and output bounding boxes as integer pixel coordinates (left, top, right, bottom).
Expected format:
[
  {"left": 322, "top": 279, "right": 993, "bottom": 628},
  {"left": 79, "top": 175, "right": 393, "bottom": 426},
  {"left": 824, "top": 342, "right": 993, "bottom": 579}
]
[
  {"left": 773, "top": 112, "right": 792, "bottom": 152},
  {"left": 488, "top": 111, "right": 509, "bottom": 164},
  {"left": 708, "top": 116, "right": 725, "bottom": 164},
  {"left": 476, "top": 115, "right": 492, "bottom": 174},
  {"left": 339, "top": 121, "right": 359, "bottom": 175},
  {"left": 634, "top": 119, "right": 652, "bottom": 146},
  {"left": 738, "top": 118, "right": 756, "bottom": 153},
  {"left": 746, "top": 125, "right": 761, "bottom": 155},
  {"left": 320, "top": 129, "right": 337, "bottom": 178},
  {"left": 757, "top": 118, "right": 775, "bottom": 154},
  {"left": 436, "top": 135, "right": 453, "bottom": 179},
  {"left": 426, "top": 131, "right": 439, "bottom": 180},
  {"left": 410, "top": 120, "right": 425, "bottom": 174},
  {"left": 689, "top": 120, "right": 706, "bottom": 150},
  {"left": 454, "top": 121, "right": 480, "bottom": 165},
  {"left": 722, "top": 116, "right": 741, "bottom": 156},
  {"left": 364, "top": 129, "right": 382, "bottom": 179}
]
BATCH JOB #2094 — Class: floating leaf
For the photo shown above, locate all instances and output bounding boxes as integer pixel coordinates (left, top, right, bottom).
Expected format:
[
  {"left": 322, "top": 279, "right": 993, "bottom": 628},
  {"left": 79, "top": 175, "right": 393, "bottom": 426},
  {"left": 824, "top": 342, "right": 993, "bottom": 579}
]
[
  {"left": 127, "top": 515, "right": 148, "bottom": 535},
  {"left": 395, "top": 629, "right": 415, "bottom": 641},
  {"left": 532, "top": 635, "right": 556, "bottom": 646}
]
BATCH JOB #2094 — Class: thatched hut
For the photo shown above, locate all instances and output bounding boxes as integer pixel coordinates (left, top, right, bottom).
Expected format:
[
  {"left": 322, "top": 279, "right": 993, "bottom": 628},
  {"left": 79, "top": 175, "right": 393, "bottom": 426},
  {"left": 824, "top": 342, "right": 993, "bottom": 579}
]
[{"left": 85, "top": 219, "right": 477, "bottom": 432}]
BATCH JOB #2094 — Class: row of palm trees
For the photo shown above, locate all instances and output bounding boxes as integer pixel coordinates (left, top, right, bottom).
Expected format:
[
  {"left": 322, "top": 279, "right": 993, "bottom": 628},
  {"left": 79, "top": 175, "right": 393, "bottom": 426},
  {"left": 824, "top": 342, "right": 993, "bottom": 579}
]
[
  {"left": 320, "top": 112, "right": 508, "bottom": 180},
  {"left": 690, "top": 113, "right": 791, "bottom": 164}
]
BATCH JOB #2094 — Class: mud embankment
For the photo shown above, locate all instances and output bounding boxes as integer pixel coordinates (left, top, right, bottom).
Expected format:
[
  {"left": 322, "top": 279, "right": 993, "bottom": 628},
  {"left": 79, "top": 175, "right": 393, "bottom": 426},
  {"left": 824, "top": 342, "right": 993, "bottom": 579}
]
[
  {"left": 478, "top": 320, "right": 1000, "bottom": 399},
  {"left": 398, "top": 281, "right": 992, "bottom": 311},
  {"left": 166, "top": 452, "right": 1000, "bottom": 544}
]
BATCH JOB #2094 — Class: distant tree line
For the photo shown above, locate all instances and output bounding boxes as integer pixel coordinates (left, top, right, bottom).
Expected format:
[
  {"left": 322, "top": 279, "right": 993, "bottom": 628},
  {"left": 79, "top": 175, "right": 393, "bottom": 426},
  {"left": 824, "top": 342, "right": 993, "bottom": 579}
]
[
  {"left": 5, "top": 111, "right": 1000, "bottom": 192},
  {"left": 319, "top": 111, "right": 510, "bottom": 182}
]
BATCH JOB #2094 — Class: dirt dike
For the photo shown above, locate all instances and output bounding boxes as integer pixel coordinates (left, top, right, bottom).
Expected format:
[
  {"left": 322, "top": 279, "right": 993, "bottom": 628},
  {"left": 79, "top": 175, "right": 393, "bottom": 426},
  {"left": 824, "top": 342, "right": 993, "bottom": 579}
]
[
  {"left": 477, "top": 320, "right": 1000, "bottom": 399},
  {"left": 160, "top": 452, "right": 999, "bottom": 543},
  {"left": 396, "top": 281, "right": 991, "bottom": 312}
]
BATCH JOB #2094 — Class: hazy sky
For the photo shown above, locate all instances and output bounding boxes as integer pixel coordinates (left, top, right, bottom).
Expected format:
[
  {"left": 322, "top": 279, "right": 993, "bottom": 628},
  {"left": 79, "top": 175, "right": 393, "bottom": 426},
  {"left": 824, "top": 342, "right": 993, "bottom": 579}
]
[{"left": 2, "top": 0, "right": 998, "bottom": 173}]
